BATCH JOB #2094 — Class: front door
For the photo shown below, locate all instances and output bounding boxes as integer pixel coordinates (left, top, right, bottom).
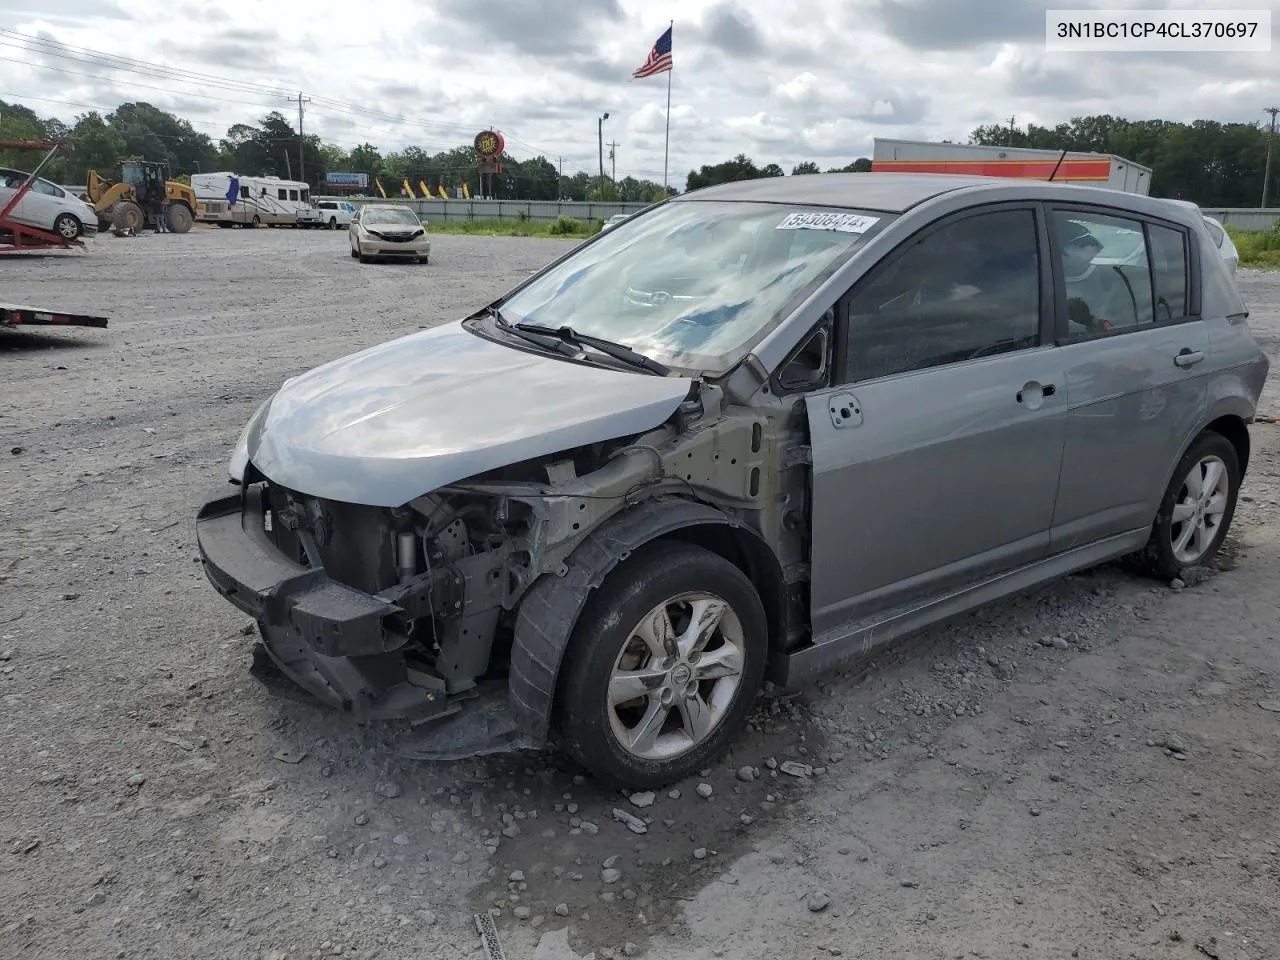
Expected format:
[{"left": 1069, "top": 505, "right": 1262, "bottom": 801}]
[
  {"left": 806, "top": 205, "right": 1068, "bottom": 635},
  {"left": 1044, "top": 206, "right": 1210, "bottom": 550}
]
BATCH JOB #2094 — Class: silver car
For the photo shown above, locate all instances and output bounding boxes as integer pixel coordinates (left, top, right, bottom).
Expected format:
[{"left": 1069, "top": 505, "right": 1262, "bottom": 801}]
[
  {"left": 349, "top": 204, "right": 430, "bottom": 263},
  {"left": 197, "top": 174, "right": 1268, "bottom": 788}
]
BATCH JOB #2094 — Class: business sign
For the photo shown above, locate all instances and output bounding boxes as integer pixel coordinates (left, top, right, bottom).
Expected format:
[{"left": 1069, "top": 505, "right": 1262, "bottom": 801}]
[
  {"left": 325, "top": 172, "right": 369, "bottom": 188},
  {"left": 473, "top": 130, "right": 504, "bottom": 160}
]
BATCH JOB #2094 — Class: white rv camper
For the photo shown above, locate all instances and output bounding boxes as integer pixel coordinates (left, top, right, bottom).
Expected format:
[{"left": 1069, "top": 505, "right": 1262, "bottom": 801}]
[{"left": 192, "top": 173, "right": 321, "bottom": 227}]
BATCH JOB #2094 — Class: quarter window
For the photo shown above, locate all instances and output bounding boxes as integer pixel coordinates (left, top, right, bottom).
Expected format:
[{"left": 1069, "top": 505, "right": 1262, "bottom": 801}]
[
  {"left": 1052, "top": 210, "right": 1155, "bottom": 338},
  {"left": 1147, "top": 223, "right": 1189, "bottom": 322},
  {"left": 841, "top": 209, "right": 1041, "bottom": 384}
]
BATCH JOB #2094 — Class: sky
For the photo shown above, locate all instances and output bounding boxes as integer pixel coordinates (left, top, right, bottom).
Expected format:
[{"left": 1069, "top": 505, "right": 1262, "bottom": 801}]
[{"left": 0, "top": 0, "right": 1277, "bottom": 190}]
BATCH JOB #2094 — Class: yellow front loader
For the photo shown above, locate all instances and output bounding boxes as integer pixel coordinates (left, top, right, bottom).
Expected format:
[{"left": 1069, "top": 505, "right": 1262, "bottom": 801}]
[{"left": 86, "top": 160, "right": 197, "bottom": 234}]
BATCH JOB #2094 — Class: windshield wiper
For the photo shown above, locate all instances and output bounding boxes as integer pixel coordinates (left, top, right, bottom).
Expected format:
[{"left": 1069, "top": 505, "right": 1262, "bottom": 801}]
[
  {"left": 484, "top": 306, "right": 577, "bottom": 357},
  {"left": 513, "top": 322, "right": 671, "bottom": 376}
]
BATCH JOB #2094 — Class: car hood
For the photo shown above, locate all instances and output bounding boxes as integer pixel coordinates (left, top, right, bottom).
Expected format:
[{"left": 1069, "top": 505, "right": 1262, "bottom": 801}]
[{"left": 245, "top": 320, "right": 694, "bottom": 506}]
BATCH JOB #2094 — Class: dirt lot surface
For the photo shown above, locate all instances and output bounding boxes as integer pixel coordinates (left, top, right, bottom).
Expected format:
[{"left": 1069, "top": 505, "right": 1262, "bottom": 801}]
[{"left": 3, "top": 228, "right": 1279, "bottom": 960}]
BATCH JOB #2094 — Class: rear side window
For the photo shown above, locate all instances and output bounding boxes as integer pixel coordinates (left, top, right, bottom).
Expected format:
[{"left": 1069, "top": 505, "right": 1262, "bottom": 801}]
[
  {"left": 1147, "top": 224, "right": 1189, "bottom": 321},
  {"left": 1051, "top": 210, "right": 1154, "bottom": 339},
  {"left": 1203, "top": 218, "right": 1225, "bottom": 247}
]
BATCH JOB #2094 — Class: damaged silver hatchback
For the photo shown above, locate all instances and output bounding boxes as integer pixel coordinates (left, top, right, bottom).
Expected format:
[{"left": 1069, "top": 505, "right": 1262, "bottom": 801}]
[{"left": 197, "top": 173, "right": 1268, "bottom": 788}]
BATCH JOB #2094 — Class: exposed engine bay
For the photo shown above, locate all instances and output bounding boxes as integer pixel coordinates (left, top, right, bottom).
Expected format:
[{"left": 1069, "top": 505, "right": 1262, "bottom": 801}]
[{"left": 210, "top": 377, "right": 814, "bottom": 755}]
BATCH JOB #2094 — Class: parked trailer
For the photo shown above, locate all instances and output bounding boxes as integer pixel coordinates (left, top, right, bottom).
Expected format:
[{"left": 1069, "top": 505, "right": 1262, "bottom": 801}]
[
  {"left": 192, "top": 172, "right": 321, "bottom": 228},
  {"left": 871, "top": 138, "right": 1153, "bottom": 195},
  {"left": 1, "top": 302, "right": 108, "bottom": 329},
  {"left": 0, "top": 140, "right": 87, "bottom": 254}
]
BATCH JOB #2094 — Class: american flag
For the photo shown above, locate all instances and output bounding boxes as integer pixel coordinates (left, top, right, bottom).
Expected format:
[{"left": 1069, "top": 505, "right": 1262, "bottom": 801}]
[{"left": 632, "top": 25, "right": 672, "bottom": 79}]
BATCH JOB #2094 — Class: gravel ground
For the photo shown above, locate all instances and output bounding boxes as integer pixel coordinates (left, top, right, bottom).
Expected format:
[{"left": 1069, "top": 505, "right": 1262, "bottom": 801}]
[{"left": 2, "top": 229, "right": 1279, "bottom": 960}]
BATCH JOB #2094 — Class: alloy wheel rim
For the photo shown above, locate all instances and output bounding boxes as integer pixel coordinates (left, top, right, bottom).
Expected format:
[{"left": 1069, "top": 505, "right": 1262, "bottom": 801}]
[
  {"left": 1170, "top": 454, "right": 1229, "bottom": 565},
  {"left": 58, "top": 218, "right": 77, "bottom": 239},
  {"left": 607, "top": 591, "right": 745, "bottom": 761}
]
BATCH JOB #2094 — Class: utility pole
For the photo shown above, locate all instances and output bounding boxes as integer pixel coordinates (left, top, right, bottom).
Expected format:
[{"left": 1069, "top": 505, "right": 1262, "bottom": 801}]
[
  {"left": 607, "top": 141, "right": 619, "bottom": 182},
  {"left": 1262, "top": 106, "right": 1279, "bottom": 208},
  {"left": 1007, "top": 115, "right": 1016, "bottom": 145},
  {"left": 597, "top": 113, "right": 609, "bottom": 195},
  {"left": 556, "top": 156, "right": 564, "bottom": 201},
  {"left": 287, "top": 92, "right": 311, "bottom": 183}
]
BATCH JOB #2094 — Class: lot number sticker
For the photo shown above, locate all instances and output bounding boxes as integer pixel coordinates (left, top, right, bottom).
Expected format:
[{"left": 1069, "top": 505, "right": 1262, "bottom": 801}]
[{"left": 776, "top": 212, "right": 880, "bottom": 234}]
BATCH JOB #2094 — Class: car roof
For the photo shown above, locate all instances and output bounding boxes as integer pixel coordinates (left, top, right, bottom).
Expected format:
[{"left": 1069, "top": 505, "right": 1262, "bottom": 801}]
[{"left": 673, "top": 172, "right": 1198, "bottom": 223}]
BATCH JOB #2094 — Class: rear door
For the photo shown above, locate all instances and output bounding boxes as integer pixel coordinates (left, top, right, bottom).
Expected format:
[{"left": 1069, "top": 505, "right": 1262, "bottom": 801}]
[
  {"left": 1045, "top": 205, "right": 1208, "bottom": 551},
  {"left": 805, "top": 204, "right": 1068, "bottom": 633}
]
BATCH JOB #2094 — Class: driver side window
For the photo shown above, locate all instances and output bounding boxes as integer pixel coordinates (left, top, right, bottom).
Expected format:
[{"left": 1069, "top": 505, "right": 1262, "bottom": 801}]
[{"left": 840, "top": 209, "right": 1041, "bottom": 384}]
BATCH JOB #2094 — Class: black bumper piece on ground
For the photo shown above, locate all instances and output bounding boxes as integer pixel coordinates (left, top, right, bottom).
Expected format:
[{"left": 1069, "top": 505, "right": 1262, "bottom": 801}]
[{"left": 195, "top": 485, "right": 452, "bottom": 722}]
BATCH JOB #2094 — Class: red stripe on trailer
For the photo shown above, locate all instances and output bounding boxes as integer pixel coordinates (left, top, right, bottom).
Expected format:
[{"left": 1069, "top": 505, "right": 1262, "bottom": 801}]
[
  {"left": 871, "top": 158, "right": 1113, "bottom": 180},
  {"left": 0, "top": 303, "right": 109, "bottom": 329}
]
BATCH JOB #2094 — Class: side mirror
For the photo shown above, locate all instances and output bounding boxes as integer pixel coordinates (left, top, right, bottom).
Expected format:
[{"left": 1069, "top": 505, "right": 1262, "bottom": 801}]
[{"left": 777, "top": 326, "right": 830, "bottom": 391}]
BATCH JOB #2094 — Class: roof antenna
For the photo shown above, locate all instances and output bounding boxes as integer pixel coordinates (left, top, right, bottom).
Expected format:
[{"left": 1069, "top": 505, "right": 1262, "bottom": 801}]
[{"left": 1048, "top": 149, "right": 1068, "bottom": 182}]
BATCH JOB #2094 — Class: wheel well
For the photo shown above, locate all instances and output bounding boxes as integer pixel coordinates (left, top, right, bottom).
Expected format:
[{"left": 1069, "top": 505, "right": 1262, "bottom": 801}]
[
  {"left": 657, "top": 524, "right": 787, "bottom": 657},
  {"left": 1204, "top": 415, "right": 1250, "bottom": 474}
]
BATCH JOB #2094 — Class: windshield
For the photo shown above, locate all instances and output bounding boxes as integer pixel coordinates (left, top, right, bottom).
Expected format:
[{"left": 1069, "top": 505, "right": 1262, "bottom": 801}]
[
  {"left": 496, "top": 200, "right": 890, "bottom": 373},
  {"left": 364, "top": 207, "right": 420, "bottom": 227}
]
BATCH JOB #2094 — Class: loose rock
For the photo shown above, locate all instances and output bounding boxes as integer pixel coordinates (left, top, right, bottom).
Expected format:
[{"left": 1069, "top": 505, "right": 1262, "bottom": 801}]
[
  {"left": 601, "top": 868, "right": 622, "bottom": 885},
  {"left": 613, "top": 808, "right": 648, "bottom": 835},
  {"left": 737, "top": 766, "right": 756, "bottom": 782},
  {"left": 780, "top": 761, "right": 813, "bottom": 779},
  {"left": 555, "top": 903, "right": 570, "bottom": 917},
  {"left": 628, "top": 791, "right": 655, "bottom": 809},
  {"left": 695, "top": 783, "right": 714, "bottom": 799},
  {"left": 374, "top": 779, "right": 402, "bottom": 799},
  {"left": 807, "top": 891, "right": 831, "bottom": 913}
]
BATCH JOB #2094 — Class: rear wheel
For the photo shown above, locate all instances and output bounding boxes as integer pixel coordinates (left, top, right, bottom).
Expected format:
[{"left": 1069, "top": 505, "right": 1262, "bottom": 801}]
[
  {"left": 111, "top": 200, "right": 144, "bottom": 233},
  {"left": 53, "top": 212, "right": 82, "bottom": 240},
  {"left": 251, "top": 215, "right": 261, "bottom": 228},
  {"left": 1136, "top": 431, "right": 1240, "bottom": 579},
  {"left": 166, "top": 203, "right": 193, "bottom": 234},
  {"left": 553, "top": 542, "right": 768, "bottom": 789},
  {"left": 329, "top": 217, "right": 338, "bottom": 229}
]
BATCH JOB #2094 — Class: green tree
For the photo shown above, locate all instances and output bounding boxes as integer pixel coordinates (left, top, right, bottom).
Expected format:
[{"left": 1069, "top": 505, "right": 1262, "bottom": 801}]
[
  {"left": 792, "top": 161, "right": 821, "bottom": 175},
  {"left": 67, "top": 112, "right": 127, "bottom": 180},
  {"left": 685, "top": 154, "right": 775, "bottom": 191}
]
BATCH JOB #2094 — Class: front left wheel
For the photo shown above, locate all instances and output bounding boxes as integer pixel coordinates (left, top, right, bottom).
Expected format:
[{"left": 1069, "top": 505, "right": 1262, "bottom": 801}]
[{"left": 553, "top": 541, "right": 768, "bottom": 789}]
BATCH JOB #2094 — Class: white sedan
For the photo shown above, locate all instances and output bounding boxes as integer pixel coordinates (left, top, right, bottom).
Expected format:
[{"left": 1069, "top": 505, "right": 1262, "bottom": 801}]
[
  {"left": 0, "top": 168, "right": 98, "bottom": 240},
  {"left": 349, "top": 205, "right": 430, "bottom": 263},
  {"left": 1200, "top": 215, "right": 1239, "bottom": 275}
]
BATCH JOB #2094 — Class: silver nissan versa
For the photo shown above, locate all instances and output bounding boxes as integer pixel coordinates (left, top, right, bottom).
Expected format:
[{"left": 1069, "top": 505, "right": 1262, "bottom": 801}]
[{"left": 196, "top": 173, "right": 1268, "bottom": 789}]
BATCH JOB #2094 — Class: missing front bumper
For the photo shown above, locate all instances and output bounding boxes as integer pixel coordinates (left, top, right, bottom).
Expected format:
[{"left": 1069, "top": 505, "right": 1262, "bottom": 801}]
[{"left": 196, "top": 485, "right": 453, "bottom": 722}]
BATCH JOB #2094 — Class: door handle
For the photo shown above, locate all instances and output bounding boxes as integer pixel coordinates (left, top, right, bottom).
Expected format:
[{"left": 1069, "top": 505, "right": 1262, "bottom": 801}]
[
  {"left": 1016, "top": 382, "right": 1056, "bottom": 404},
  {"left": 1174, "top": 349, "right": 1205, "bottom": 369}
]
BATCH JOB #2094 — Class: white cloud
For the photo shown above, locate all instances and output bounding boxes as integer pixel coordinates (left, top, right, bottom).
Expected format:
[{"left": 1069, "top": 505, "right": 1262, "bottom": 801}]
[{"left": 0, "top": 0, "right": 1276, "bottom": 190}]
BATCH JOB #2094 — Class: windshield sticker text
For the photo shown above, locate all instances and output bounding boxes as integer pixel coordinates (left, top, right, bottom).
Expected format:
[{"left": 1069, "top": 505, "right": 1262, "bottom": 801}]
[{"left": 776, "top": 212, "right": 880, "bottom": 234}]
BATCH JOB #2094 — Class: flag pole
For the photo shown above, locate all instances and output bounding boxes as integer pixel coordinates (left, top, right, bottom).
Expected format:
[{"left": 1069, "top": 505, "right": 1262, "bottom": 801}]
[{"left": 663, "top": 20, "right": 672, "bottom": 196}]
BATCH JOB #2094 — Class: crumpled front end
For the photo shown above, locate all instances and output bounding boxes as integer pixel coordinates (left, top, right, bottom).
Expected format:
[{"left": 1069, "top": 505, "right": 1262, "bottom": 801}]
[{"left": 195, "top": 473, "right": 520, "bottom": 738}]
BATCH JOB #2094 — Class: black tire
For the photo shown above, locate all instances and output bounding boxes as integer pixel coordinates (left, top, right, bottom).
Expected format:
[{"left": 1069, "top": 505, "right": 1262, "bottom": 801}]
[
  {"left": 251, "top": 215, "right": 261, "bottom": 228},
  {"left": 53, "top": 212, "right": 82, "bottom": 241},
  {"left": 553, "top": 541, "right": 768, "bottom": 789},
  {"left": 111, "top": 200, "right": 144, "bottom": 233},
  {"left": 329, "top": 217, "right": 338, "bottom": 229},
  {"left": 418, "top": 255, "right": 429, "bottom": 264},
  {"left": 217, "top": 222, "right": 232, "bottom": 229},
  {"left": 350, "top": 245, "right": 359, "bottom": 258},
  {"left": 166, "top": 203, "right": 193, "bottom": 234},
  {"left": 1135, "top": 430, "right": 1240, "bottom": 580}
]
